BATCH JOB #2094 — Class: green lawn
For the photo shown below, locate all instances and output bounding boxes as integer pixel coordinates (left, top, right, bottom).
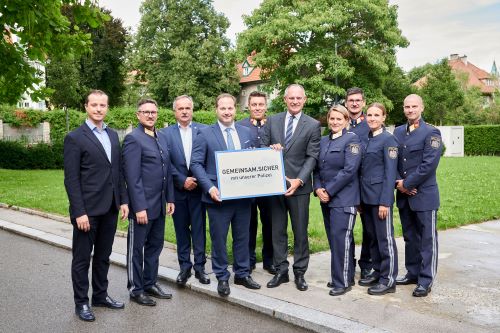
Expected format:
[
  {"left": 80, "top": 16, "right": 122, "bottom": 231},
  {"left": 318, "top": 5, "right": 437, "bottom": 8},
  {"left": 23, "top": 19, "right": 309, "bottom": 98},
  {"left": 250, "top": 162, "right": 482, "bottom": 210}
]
[{"left": 1, "top": 156, "right": 499, "bottom": 261}]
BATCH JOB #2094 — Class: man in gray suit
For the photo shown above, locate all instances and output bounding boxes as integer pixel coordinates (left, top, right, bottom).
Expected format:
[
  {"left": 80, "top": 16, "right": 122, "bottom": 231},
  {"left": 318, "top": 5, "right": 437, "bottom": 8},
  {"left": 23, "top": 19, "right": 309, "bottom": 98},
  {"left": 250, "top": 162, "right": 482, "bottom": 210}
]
[{"left": 261, "top": 84, "right": 321, "bottom": 291}]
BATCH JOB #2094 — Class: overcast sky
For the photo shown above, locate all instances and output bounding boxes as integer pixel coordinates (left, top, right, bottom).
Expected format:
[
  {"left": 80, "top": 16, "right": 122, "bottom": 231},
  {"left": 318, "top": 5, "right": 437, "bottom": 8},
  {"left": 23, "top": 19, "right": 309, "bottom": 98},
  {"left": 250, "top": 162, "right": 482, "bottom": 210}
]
[{"left": 98, "top": 0, "right": 500, "bottom": 73}]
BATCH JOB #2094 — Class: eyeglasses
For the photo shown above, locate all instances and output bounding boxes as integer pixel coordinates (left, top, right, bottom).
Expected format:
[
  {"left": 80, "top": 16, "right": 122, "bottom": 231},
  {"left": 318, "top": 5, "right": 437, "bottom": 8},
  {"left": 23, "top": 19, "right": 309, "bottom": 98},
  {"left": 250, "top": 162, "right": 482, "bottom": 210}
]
[
  {"left": 139, "top": 110, "right": 158, "bottom": 116},
  {"left": 347, "top": 99, "right": 363, "bottom": 104}
]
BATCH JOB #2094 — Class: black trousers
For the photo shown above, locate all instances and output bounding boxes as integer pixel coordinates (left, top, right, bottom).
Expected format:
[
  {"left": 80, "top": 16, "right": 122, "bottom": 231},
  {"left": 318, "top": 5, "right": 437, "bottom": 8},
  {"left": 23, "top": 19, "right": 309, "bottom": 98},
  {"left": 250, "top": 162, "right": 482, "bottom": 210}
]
[
  {"left": 71, "top": 207, "right": 118, "bottom": 306},
  {"left": 249, "top": 197, "right": 273, "bottom": 267}
]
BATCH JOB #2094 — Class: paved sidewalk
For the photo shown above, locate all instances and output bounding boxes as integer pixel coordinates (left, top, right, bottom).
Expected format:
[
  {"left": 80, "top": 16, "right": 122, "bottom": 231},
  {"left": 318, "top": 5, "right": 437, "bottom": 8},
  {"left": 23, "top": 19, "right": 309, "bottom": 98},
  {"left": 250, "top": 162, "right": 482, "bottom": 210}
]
[{"left": 1, "top": 204, "right": 499, "bottom": 333}]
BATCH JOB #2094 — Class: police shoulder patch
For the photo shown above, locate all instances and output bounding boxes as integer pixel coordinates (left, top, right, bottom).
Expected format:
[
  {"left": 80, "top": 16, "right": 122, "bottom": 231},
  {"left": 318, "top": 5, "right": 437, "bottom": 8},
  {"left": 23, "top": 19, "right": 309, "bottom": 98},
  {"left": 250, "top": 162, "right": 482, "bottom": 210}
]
[
  {"left": 430, "top": 136, "right": 441, "bottom": 149},
  {"left": 349, "top": 143, "right": 360, "bottom": 155},
  {"left": 388, "top": 147, "right": 398, "bottom": 159}
]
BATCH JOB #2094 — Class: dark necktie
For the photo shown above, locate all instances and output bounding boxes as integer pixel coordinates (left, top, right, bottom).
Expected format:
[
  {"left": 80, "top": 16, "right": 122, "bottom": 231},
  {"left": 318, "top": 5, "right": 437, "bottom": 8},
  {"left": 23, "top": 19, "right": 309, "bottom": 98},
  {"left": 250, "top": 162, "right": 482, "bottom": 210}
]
[
  {"left": 285, "top": 115, "right": 295, "bottom": 147},
  {"left": 225, "top": 128, "right": 235, "bottom": 150}
]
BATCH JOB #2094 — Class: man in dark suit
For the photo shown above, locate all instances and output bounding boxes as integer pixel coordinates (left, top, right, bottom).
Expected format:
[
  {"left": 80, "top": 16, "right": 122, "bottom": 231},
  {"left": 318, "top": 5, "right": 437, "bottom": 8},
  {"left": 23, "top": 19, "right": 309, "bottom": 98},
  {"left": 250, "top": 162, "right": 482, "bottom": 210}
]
[
  {"left": 64, "top": 90, "right": 129, "bottom": 322},
  {"left": 394, "top": 94, "right": 442, "bottom": 297},
  {"left": 345, "top": 87, "right": 373, "bottom": 280},
  {"left": 123, "top": 98, "right": 175, "bottom": 306},
  {"left": 191, "top": 93, "right": 261, "bottom": 297},
  {"left": 236, "top": 91, "right": 275, "bottom": 275},
  {"left": 261, "top": 84, "right": 321, "bottom": 291},
  {"left": 158, "top": 95, "right": 209, "bottom": 286}
]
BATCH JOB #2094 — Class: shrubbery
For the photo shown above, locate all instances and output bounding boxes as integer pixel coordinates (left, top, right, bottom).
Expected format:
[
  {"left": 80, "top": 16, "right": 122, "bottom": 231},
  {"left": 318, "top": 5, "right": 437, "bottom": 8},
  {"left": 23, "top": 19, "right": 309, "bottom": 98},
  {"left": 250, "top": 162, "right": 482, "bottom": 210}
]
[
  {"left": 464, "top": 125, "right": 500, "bottom": 156},
  {"left": 0, "top": 140, "right": 64, "bottom": 169}
]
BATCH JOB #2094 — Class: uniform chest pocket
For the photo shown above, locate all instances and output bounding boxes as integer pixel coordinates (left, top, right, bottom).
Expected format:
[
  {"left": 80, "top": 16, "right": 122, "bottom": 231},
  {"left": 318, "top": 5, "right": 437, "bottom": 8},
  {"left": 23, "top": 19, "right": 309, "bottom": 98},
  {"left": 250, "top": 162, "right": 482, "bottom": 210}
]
[
  {"left": 409, "top": 143, "right": 424, "bottom": 152},
  {"left": 370, "top": 176, "right": 383, "bottom": 184},
  {"left": 328, "top": 148, "right": 342, "bottom": 153}
]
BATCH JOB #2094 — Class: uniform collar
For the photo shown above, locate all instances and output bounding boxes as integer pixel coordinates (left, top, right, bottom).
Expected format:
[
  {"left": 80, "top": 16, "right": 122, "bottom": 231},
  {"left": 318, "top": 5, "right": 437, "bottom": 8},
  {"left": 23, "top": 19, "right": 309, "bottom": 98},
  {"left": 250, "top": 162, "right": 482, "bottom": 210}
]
[
  {"left": 250, "top": 117, "right": 267, "bottom": 127},
  {"left": 372, "top": 127, "right": 384, "bottom": 137},
  {"left": 330, "top": 128, "right": 346, "bottom": 140}
]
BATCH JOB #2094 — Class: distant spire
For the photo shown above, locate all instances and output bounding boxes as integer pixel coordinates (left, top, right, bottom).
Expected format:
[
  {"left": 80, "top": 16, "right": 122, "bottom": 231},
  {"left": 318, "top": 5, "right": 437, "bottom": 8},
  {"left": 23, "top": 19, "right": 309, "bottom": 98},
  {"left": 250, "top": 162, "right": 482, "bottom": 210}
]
[{"left": 492, "top": 60, "right": 499, "bottom": 78}]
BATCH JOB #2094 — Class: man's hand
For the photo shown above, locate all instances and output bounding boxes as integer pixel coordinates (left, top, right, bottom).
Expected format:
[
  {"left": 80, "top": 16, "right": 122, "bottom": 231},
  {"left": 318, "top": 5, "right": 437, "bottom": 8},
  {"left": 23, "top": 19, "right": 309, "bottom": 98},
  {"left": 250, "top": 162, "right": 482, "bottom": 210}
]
[
  {"left": 269, "top": 143, "right": 283, "bottom": 151},
  {"left": 285, "top": 177, "right": 302, "bottom": 196},
  {"left": 315, "top": 188, "right": 330, "bottom": 203},
  {"left": 378, "top": 205, "right": 389, "bottom": 220},
  {"left": 75, "top": 214, "right": 90, "bottom": 232},
  {"left": 120, "top": 204, "right": 129, "bottom": 221},
  {"left": 183, "top": 177, "right": 198, "bottom": 191},
  {"left": 166, "top": 203, "right": 175, "bottom": 216},
  {"left": 396, "top": 180, "right": 417, "bottom": 196},
  {"left": 136, "top": 210, "right": 148, "bottom": 224},
  {"left": 209, "top": 187, "right": 222, "bottom": 202}
]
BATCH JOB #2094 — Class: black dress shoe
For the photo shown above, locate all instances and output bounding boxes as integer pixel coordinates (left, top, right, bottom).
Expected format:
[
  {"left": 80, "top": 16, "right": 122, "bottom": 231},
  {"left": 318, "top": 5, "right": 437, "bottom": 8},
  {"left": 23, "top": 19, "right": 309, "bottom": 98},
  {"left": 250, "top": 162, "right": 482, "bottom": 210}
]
[
  {"left": 360, "top": 268, "right": 372, "bottom": 279},
  {"left": 75, "top": 304, "right": 95, "bottom": 322},
  {"left": 234, "top": 276, "right": 261, "bottom": 289},
  {"left": 412, "top": 285, "right": 431, "bottom": 297},
  {"left": 368, "top": 283, "right": 396, "bottom": 295},
  {"left": 92, "top": 295, "right": 125, "bottom": 309},
  {"left": 195, "top": 270, "right": 211, "bottom": 284},
  {"left": 217, "top": 280, "right": 231, "bottom": 297},
  {"left": 130, "top": 293, "right": 156, "bottom": 306},
  {"left": 266, "top": 272, "right": 289, "bottom": 288},
  {"left": 263, "top": 264, "right": 277, "bottom": 275},
  {"left": 294, "top": 275, "right": 308, "bottom": 291},
  {"left": 396, "top": 275, "right": 418, "bottom": 285},
  {"left": 329, "top": 286, "right": 352, "bottom": 296},
  {"left": 145, "top": 283, "right": 172, "bottom": 299},
  {"left": 358, "top": 274, "right": 379, "bottom": 287},
  {"left": 176, "top": 269, "right": 192, "bottom": 286}
]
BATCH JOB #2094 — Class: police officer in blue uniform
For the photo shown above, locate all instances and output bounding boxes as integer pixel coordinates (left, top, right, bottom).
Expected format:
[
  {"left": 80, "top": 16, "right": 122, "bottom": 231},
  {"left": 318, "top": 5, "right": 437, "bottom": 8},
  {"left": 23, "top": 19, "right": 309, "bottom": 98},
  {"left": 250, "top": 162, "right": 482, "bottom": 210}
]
[
  {"left": 345, "top": 87, "right": 373, "bottom": 279},
  {"left": 358, "top": 103, "right": 399, "bottom": 295},
  {"left": 159, "top": 95, "right": 210, "bottom": 286},
  {"left": 393, "top": 94, "right": 442, "bottom": 297},
  {"left": 313, "top": 105, "right": 362, "bottom": 296},
  {"left": 123, "top": 98, "right": 175, "bottom": 306},
  {"left": 236, "top": 91, "right": 275, "bottom": 274}
]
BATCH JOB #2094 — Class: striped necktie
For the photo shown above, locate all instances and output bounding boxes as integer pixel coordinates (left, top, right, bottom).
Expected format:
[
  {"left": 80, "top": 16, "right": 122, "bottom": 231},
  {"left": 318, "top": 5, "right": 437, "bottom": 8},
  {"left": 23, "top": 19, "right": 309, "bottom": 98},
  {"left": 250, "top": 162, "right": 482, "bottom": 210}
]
[
  {"left": 225, "top": 128, "right": 235, "bottom": 150},
  {"left": 285, "top": 115, "right": 295, "bottom": 147}
]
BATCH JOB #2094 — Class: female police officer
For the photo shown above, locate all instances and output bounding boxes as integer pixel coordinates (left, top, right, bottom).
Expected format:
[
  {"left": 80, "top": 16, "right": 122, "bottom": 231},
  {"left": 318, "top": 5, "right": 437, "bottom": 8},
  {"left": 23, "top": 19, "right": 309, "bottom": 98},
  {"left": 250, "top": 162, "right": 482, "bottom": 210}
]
[
  {"left": 313, "top": 105, "right": 361, "bottom": 296},
  {"left": 357, "top": 103, "right": 399, "bottom": 295}
]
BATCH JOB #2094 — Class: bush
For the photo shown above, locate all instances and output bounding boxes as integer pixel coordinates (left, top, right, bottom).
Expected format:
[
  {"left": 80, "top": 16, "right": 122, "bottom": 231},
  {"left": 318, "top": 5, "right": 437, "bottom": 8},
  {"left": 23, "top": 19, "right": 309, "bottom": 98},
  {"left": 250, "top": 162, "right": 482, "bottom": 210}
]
[
  {"left": 0, "top": 141, "right": 64, "bottom": 169},
  {"left": 464, "top": 125, "right": 500, "bottom": 155}
]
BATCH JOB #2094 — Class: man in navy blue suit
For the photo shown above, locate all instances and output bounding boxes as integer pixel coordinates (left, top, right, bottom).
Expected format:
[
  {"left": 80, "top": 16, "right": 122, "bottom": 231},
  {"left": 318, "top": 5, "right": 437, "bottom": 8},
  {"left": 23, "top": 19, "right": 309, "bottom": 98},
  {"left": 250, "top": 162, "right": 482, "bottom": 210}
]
[
  {"left": 345, "top": 87, "right": 373, "bottom": 280},
  {"left": 64, "top": 90, "right": 129, "bottom": 322},
  {"left": 236, "top": 91, "right": 275, "bottom": 275},
  {"left": 123, "top": 98, "right": 175, "bottom": 306},
  {"left": 159, "top": 95, "right": 210, "bottom": 286},
  {"left": 394, "top": 94, "right": 442, "bottom": 297},
  {"left": 191, "top": 93, "right": 261, "bottom": 297}
]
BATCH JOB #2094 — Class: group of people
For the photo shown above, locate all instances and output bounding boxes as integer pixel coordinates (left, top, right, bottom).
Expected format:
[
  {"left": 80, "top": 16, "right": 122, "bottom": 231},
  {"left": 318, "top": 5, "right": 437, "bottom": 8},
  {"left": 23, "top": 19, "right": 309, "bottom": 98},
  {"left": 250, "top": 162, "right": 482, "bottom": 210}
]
[{"left": 64, "top": 85, "right": 442, "bottom": 322}]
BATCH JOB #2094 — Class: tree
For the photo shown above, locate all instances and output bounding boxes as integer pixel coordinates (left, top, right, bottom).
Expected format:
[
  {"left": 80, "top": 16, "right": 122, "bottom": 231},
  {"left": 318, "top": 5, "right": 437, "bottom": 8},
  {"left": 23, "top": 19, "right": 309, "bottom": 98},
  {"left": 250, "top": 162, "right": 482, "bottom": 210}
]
[
  {"left": 133, "top": 0, "right": 240, "bottom": 109},
  {"left": 418, "top": 59, "right": 464, "bottom": 125},
  {"left": 236, "top": 0, "right": 408, "bottom": 112},
  {"left": 381, "top": 65, "right": 414, "bottom": 125},
  {"left": 45, "top": 6, "right": 128, "bottom": 108},
  {"left": 0, "top": 0, "right": 108, "bottom": 104}
]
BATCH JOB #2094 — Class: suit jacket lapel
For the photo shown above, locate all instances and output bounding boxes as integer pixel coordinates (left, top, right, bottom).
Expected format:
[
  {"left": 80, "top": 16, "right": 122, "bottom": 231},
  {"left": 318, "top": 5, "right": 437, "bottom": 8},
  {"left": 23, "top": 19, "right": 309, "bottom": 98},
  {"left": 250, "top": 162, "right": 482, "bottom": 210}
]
[
  {"left": 212, "top": 124, "right": 227, "bottom": 150},
  {"left": 235, "top": 126, "right": 249, "bottom": 149},
  {"left": 279, "top": 112, "right": 287, "bottom": 144},
  {"left": 82, "top": 124, "right": 110, "bottom": 164},
  {"left": 285, "top": 114, "right": 306, "bottom": 152},
  {"left": 172, "top": 125, "right": 187, "bottom": 166}
]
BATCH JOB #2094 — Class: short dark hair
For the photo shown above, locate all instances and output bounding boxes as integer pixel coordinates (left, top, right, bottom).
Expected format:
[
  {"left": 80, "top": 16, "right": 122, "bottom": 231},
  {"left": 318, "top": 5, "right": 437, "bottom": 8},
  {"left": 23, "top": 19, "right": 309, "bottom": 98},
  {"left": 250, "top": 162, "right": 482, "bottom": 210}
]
[
  {"left": 248, "top": 91, "right": 267, "bottom": 104},
  {"left": 137, "top": 98, "right": 158, "bottom": 110},
  {"left": 345, "top": 87, "right": 365, "bottom": 100},
  {"left": 216, "top": 93, "right": 236, "bottom": 108},
  {"left": 85, "top": 90, "right": 108, "bottom": 104}
]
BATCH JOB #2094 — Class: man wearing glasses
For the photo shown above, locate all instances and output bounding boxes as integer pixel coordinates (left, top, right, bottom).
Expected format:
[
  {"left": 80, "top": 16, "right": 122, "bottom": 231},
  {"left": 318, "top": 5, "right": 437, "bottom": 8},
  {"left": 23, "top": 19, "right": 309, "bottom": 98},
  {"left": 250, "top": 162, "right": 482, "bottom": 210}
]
[
  {"left": 123, "top": 98, "right": 175, "bottom": 306},
  {"left": 345, "top": 87, "right": 373, "bottom": 282}
]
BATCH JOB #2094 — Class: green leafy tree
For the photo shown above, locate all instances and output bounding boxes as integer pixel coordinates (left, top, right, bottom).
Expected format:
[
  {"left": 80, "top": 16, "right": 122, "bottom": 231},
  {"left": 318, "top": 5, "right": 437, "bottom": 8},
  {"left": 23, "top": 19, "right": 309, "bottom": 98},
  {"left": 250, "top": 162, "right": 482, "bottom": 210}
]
[
  {"left": 45, "top": 55, "right": 83, "bottom": 108},
  {"left": 133, "top": 0, "right": 240, "bottom": 109},
  {"left": 0, "top": 0, "right": 108, "bottom": 104},
  {"left": 236, "top": 0, "right": 408, "bottom": 112}
]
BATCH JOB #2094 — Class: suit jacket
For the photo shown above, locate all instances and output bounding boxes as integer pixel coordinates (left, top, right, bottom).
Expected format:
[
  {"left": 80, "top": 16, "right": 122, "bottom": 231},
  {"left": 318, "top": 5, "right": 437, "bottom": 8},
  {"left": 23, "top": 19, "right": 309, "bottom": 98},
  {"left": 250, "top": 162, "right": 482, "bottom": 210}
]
[
  {"left": 122, "top": 124, "right": 174, "bottom": 220},
  {"left": 63, "top": 123, "right": 128, "bottom": 219},
  {"left": 236, "top": 117, "right": 266, "bottom": 148},
  {"left": 393, "top": 118, "right": 442, "bottom": 211},
  {"left": 260, "top": 111, "right": 321, "bottom": 195},
  {"left": 159, "top": 122, "right": 206, "bottom": 201},
  {"left": 190, "top": 123, "right": 252, "bottom": 204},
  {"left": 349, "top": 115, "right": 370, "bottom": 149},
  {"left": 360, "top": 129, "right": 399, "bottom": 206},
  {"left": 313, "top": 129, "right": 361, "bottom": 207}
]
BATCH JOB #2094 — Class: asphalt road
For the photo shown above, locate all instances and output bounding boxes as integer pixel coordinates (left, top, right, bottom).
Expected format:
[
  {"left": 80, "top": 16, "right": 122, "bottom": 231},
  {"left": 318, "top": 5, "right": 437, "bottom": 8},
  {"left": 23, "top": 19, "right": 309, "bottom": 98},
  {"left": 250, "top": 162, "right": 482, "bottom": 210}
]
[{"left": 0, "top": 230, "right": 307, "bottom": 333}]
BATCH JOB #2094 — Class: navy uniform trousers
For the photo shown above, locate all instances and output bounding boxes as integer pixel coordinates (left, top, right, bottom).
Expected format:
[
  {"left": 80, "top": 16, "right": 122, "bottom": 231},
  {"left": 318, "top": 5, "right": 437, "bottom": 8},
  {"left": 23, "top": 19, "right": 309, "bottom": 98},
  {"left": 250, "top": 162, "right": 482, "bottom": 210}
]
[
  {"left": 360, "top": 130, "right": 399, "bottom": 286},
  {"left": 394, "top": 119, "right": 441, "bottom": 288}
]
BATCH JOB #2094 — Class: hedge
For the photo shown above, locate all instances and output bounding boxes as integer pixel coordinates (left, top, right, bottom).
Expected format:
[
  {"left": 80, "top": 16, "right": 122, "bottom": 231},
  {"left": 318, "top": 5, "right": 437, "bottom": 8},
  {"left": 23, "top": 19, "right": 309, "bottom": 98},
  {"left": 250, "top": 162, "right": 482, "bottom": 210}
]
[
  {"left": 464, "top": 125, "right": 500, "bottom": 156},
  {"left": 0, "top": 140, "right": 64, "bottom": 169}
]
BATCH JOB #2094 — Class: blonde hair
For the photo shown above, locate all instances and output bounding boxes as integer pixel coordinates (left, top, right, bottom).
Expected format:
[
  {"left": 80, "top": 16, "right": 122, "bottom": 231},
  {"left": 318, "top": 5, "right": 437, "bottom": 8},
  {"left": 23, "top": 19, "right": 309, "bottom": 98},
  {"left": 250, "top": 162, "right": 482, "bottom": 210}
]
[{"left": 327, "top": 104, "right": 350, "bottom": 131}]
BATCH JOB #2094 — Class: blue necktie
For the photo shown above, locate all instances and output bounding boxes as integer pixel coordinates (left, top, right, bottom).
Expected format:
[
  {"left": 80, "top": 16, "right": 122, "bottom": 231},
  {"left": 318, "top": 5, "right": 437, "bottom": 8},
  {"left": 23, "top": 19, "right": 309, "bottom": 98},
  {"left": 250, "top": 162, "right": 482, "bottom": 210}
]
[
  {"left": 285, "top": 115, "right": 295, "bottom": 147},
  {"left": 225, "top": 128, "right": 235, "bottom": 150}
]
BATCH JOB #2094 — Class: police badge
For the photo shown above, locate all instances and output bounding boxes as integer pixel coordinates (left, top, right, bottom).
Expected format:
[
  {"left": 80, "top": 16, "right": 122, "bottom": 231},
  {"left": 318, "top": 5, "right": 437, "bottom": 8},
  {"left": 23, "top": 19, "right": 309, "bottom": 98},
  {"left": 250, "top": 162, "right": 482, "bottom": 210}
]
[
  {"left": 388, "top": 147, "right": 398, "bottom": 159},
  {"left": 430, "top": 136, "right": 441, "bottom": 149},
  {"left": 349, "top": 143, "right": 360, "bottom": 155}
]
